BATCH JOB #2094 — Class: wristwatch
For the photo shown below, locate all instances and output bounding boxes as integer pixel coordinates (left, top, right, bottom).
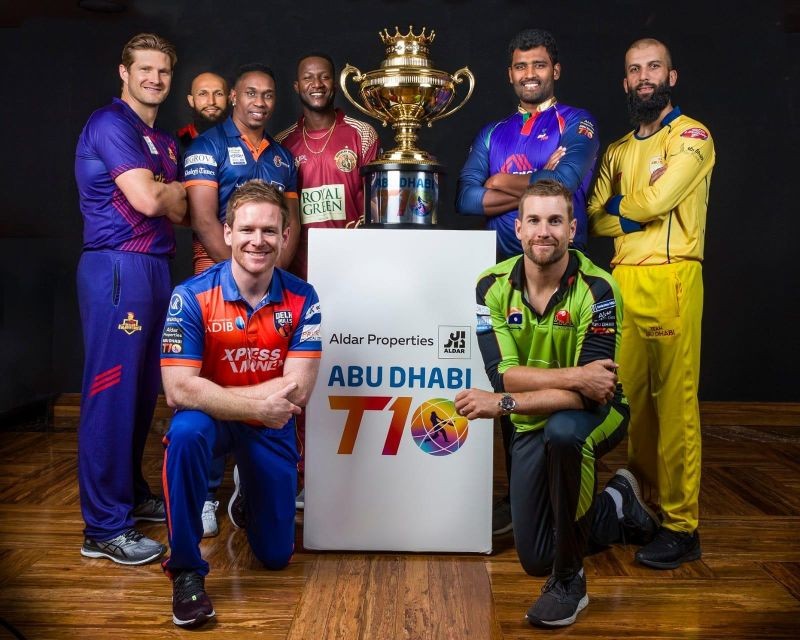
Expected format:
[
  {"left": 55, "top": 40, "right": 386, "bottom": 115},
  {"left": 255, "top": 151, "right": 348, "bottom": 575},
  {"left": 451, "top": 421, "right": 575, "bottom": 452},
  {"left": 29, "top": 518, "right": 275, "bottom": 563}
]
[{"left": 498, "top": 393, "right": 517, "bottom": 415}]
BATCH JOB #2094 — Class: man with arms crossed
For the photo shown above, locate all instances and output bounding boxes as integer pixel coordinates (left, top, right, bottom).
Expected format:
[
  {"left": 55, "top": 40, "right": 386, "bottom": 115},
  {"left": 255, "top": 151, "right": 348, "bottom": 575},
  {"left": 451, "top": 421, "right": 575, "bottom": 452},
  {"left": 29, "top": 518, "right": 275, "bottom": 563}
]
[
  {"left": 75, "top": 33, "right": 186, "bottom": 565},
  {"left": 456, "top": 180, "right": 657, "bottom": 627},
  {"left": 160, "top": 180, "right": 321, "bottom": 627},
  {"left": 588, "top": 38, "right": 715, "bottom": 569}
]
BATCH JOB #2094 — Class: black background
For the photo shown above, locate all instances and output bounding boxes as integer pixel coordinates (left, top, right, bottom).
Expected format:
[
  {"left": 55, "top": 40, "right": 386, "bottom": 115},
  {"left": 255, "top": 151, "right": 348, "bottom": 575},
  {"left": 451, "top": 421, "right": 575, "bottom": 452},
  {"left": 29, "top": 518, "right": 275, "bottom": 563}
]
[{"left": 0, "top": 0, "right": 798, "bottom": 413}]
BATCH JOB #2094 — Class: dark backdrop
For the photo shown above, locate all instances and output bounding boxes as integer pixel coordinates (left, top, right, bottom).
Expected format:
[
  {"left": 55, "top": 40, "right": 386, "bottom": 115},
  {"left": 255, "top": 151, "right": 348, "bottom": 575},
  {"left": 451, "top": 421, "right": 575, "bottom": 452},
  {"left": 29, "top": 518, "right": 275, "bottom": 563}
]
[{"left": 1, "top": 0, "right": 798, "bottom": 413}]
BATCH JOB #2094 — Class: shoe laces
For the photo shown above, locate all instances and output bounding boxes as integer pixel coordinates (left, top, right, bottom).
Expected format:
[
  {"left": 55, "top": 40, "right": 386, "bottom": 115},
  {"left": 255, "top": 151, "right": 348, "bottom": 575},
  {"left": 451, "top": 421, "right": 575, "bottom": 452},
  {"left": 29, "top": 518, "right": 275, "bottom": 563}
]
[
  {"left": 540, "top": 573, "right": 580, "bottom": 602},
  {"left": 120, "top": 529, "right": 145, "bottom": 544},
  {"left": 174, "top": 572, "right": 205, "bottom": 602},
  {"left": 203, "top": 501, "right": 219, "bottom": 516}
]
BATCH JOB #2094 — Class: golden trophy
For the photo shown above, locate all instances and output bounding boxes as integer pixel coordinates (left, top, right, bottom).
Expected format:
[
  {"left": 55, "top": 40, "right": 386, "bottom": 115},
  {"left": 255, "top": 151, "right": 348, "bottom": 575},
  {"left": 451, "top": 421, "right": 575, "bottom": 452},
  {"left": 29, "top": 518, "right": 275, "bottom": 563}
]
[{"left": 341, "top": 26, "right": 475, "bottom": 226}]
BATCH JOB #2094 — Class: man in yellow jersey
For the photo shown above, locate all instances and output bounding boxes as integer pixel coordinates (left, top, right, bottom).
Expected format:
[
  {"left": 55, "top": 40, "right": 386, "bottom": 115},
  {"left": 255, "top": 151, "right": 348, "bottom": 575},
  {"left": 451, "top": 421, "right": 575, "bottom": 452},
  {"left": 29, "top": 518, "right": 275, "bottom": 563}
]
[{"left": 587, "top": 38, "right": 715, "bottom": 569}]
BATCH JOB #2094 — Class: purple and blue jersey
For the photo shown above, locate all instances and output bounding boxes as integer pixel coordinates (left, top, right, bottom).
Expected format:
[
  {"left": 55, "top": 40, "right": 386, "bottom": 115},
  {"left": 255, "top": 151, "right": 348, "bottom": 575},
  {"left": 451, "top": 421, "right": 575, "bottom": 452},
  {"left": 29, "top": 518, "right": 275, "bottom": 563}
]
[
  {"left": 75, "top": 97, "right": 179, "bottom": 256},
  {"left": 456, "top": 101, "right": 599, "bottom": 258}
]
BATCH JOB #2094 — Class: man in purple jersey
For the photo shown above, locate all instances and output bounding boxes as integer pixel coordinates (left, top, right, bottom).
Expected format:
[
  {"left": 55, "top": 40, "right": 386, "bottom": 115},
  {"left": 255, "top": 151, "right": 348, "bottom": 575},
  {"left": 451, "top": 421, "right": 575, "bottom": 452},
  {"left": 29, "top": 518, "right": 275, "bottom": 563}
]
[
  {"left": 455, "top": 28, "right": 600, "bottom": 537},
  {"left": 74, "top": 33, "right": 186, "bottom": 565},
  {"left": 456, "top": 28, "right": 599, "bottom": 259}
]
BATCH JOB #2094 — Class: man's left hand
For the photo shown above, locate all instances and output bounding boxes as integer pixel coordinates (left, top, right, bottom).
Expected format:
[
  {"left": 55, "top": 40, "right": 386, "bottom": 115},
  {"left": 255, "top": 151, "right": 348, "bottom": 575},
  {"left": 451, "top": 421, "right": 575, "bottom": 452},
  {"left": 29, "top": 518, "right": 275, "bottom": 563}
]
[{"left": 454, "top": 388, "right": 501, "bottom": 420}]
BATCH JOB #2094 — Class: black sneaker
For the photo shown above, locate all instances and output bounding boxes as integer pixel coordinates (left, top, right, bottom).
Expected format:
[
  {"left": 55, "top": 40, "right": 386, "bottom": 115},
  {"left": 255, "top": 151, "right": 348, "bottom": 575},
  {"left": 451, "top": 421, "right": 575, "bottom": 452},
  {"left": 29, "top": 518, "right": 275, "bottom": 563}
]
[
  {"left": 636, "top": 527, "right": 702, "bottom": 569},
  {"left": 526, "top": 572, "right": 588, "bottom": 627},
  {"left": 133, "top": 494, "right": 166, "bottom": 522},
  {"left": 605, "top": 469, "right": 660, "bottom": 544},
  {"left": 81, "top": 528, "right": 166, "bottom": 565},
  {"left": 228, "top": 465, "right": 246, "bottom": 529},
  {"left": 172, "top": 570, "right": 215, "bottom": 627},
  {"left": 492, "top": 497, "right": 512, "bottom": 536}
]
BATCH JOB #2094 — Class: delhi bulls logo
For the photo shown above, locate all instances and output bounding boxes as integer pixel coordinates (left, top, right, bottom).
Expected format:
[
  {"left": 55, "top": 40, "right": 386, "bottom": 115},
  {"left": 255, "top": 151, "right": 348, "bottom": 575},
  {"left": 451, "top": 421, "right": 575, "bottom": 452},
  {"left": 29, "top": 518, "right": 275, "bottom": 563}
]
[{"left": 274, "top": 310, "right": 293, "bottom": 338}]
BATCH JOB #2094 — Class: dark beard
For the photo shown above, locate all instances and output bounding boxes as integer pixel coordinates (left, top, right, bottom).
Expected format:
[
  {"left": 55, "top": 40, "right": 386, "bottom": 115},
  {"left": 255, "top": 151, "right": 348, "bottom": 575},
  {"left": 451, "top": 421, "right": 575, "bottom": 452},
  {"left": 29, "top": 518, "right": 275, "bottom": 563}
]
[
  {"left": 627, "top": 81, "right": 672, "bottom": 127},
  {"left": 299, "top": 93, "right": 335, "bottom": 114}
]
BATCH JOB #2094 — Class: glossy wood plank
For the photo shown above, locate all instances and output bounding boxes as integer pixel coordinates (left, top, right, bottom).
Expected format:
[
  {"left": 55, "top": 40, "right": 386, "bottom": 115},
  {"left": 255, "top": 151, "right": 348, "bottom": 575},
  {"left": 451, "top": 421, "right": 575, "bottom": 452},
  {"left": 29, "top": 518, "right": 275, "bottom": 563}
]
[{"left": 0, "top": 404, "right": 798, "bottom": 638}]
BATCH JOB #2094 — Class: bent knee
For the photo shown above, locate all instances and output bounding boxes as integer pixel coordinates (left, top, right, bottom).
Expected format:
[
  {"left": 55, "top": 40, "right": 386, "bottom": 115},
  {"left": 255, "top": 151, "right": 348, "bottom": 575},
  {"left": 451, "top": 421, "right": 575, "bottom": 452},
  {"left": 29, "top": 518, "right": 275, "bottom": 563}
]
[
  {"left": 255, "top": 546, "right": 293, "bottom": 571},
  {"left": 165, "top": 410, "right": 216, "bottom": 446}
]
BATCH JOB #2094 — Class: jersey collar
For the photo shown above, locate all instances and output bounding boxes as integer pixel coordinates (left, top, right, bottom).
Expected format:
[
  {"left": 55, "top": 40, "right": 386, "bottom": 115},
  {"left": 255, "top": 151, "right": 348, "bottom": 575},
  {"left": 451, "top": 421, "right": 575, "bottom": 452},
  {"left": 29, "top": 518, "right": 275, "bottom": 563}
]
[
  {"left": 509, "top": 250, "right": 581, "bottom": 318},
  {"left": 517, "top": 96, "right": 557, "bottom": 122},
  {"left": 220, "top": 261, "right": 285, "bottom": 310}
]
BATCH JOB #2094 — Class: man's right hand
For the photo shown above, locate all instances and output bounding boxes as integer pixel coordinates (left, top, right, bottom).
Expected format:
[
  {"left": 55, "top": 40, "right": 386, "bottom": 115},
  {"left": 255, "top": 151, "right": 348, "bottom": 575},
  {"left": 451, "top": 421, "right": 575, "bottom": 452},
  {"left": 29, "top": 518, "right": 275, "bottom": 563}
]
[
  {"left": 257, "top": 382, "right": 302, "bottom": 428},
  {"left": 575, "top": 359, "right": 618, "bottom": 405}
]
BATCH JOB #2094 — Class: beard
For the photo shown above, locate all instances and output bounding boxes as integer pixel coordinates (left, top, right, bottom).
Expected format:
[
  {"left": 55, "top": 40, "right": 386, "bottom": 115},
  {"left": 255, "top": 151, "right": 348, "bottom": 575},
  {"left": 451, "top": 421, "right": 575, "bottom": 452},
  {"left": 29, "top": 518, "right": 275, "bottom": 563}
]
[
  {"left": 627, "top": 80, "right": 672, "bottom": 127},
  {"left": 299, "top": 92, "right": 335, "bottom": 114},
  {"left": 524, "top": 242, "right": 567, "bottom": 267}
]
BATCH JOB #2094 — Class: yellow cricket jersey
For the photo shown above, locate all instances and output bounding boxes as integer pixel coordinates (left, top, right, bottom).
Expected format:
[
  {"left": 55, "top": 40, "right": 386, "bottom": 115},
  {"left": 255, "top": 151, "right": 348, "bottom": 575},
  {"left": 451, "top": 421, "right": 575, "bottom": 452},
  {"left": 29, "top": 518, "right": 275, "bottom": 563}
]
[{"left": 587, "top": 108, "right": 715, "bottom": 266}]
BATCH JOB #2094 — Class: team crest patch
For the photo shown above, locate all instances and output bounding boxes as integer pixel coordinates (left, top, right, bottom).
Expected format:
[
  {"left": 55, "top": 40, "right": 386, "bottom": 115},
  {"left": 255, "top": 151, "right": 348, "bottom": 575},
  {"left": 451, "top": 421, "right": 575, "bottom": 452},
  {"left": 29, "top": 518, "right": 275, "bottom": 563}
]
[
  {"left": 274, "top": 154, "right": 286, "bottom": 168},
  {"left": 680, "top": 127, "right": 708, "bottom": 140},
  {"left": 334, "top": 148, "right": 357, "bottom": 172},
  {"left": 118, "top": 312, "right": 142, "bottom": 335},
  {"left": 507, "top": 307, "right": 523, "bottom": 328},
  {"left": 554, "top": 309, "right": 574, "bottom": 327},
  {"left": 274, "top": 310, "right": 293, "bottom": 337}
]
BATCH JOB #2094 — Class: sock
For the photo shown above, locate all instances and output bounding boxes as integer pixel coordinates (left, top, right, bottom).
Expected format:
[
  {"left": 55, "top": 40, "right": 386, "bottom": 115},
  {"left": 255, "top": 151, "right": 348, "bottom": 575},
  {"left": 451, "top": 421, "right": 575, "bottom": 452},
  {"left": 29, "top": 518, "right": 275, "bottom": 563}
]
[{"left": 605, "top": 486, "right": 624, "bottom": 520}]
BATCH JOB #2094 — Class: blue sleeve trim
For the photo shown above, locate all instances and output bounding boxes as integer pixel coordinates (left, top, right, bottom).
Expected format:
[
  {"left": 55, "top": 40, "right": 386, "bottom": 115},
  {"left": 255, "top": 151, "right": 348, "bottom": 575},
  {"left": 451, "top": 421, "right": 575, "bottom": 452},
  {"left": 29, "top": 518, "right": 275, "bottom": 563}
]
[
  {"left": 606, "top": 194, "right": 623, "bottom": 215},
  {"left": 619, "top": 216, "right": 643, "bottom": 233}
]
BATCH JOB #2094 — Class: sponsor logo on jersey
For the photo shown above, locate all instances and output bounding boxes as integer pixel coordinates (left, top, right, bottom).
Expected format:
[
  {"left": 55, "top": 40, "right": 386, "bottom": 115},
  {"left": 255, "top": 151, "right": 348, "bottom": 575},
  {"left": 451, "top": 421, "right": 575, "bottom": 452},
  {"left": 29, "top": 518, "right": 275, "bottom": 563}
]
[
  {"left": 222, "top": 347, "right": 283, "bottom": 373},
  {"left": 305, "top": 302, "right": 321, "bottom": 320},
  {"left": 591, "top": 299, "right": 616, "bottom": 313},
  {"left": 680, "top": 127, "right": 708, "bottom": 140},
  {"left": 500, "top": 154, "right": 534, "bottom": 174},
  {"left": 143, "top": 136, "right": 158, "bottom": 155},
  {"left": 274, "top": 310, "right": 293, "bottom": 337},
  {"left": 294, "top": 154, "right": 307, "bottom": 167},
  {"left": 476, "top": 304, "right": 492, "bottom": 335},
  {"left": 507, "top": 307, "right": 523, "bottom": 328},
  {"left": 168, "top": 147, "right": 177, "bottom": 163},
  {"left": 536, "top": 129, "right": 549, "bottom": 140},
  {"left": 554, "top": 309, "right": 573, "bottom": 327},
  {"left": 169, "top": 293, "right": 183, "bottom": 316},
  {"left": 649, "top": 156, "right": 665, "bottom": 174},
  {"left": 161, "top": 324, "right": 184, "bottom": 352},
  {"left": 118, "top": 311, "right": 142, "bottom": 335},
  {"left": 184, "top": 153, "right": 217, "bottom": 167},
  {"left": 228, "top": 146, "right": 247, "bottom": 165},
  {"left": 235, "top": 316, "right": 246, "bottom": 330},
  {"left": 300, "top": 323, "right": 321, "bottom": 343},
  {"left": 577, "top": 119, "right": 595, "bottom": 139},
  {"left": 300, "top": 184, "right": 346, "bottom": 224},
  {"left": 334, "top": 148, "right": 357, "bottom": 172},
  {"left": 206, "top": 318, "right": 242, "bottom": 333}
]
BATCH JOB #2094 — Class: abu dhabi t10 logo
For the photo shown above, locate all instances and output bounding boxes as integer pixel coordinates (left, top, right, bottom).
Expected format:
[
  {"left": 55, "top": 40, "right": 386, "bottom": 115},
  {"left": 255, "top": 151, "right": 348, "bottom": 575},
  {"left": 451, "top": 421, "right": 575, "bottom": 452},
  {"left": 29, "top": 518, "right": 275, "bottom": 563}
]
[{"left": 330, "top": 396, "right": 468, "bottom": 457}]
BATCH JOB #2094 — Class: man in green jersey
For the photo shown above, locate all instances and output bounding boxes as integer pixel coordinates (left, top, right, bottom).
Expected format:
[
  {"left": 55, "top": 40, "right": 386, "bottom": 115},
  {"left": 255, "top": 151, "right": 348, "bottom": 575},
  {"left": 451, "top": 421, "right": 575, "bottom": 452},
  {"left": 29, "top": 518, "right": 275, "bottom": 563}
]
[{"left": 455, "top": 180, "right": 658, "bottom": 628}]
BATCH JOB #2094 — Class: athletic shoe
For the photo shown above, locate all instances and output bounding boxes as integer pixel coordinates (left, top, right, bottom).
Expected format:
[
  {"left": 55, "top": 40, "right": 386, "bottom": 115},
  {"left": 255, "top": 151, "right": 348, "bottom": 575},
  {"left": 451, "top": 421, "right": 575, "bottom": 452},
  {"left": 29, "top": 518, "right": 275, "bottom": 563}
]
[
  {"left": 492, "top": 497, "right": 513, "bottom": 536},
  {"left": 604, "top": 469, "right": 660, "bottom": 544},
  {"left": 133, "top": 495, "right": 166, "bottom": 522},
  {"left": 202, "top": 500, "right": 219, "bottom": 538},
  {"left": 172, "top": 570, "right": 215, "bottom": 627},
  {"left": 81, "top": 528, "right": 166, "bottom": 565},
  {"left": 526, "top": 572, "right": 588, "bottom": 628},
  {"left": 636, "top": 527, "right": 702, "bottom": 569},
  {"left": 228, "top": 465, "right": 246, "bottom": 529},
  {"left": 296, "top": 488, "right": 305, "bottom": 510}
]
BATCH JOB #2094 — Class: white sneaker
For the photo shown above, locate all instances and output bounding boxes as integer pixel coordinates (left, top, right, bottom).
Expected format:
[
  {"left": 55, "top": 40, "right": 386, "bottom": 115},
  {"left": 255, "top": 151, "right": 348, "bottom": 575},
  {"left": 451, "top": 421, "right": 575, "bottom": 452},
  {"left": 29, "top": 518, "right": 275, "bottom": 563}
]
[
  {"left": 296, "top": 488, "right": 305, "bottom": 510},
  {"left": 202, "top": 500, "right": 219, "bottom": 538}
]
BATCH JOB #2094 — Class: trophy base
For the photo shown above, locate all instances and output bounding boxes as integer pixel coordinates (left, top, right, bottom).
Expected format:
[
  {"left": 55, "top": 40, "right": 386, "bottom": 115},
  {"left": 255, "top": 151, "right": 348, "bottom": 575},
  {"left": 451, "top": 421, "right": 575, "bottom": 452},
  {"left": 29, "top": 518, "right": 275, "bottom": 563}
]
[{"left": 362, "top": 163, "right": 444, "bottom": 227}]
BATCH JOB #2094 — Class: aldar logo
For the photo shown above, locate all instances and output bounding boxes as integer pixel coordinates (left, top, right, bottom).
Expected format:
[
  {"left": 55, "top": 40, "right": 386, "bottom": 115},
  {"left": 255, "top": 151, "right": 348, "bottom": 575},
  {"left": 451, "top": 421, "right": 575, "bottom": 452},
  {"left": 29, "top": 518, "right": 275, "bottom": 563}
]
[{"left": 438, "top": 326, "right": 470, "bottom": 359}]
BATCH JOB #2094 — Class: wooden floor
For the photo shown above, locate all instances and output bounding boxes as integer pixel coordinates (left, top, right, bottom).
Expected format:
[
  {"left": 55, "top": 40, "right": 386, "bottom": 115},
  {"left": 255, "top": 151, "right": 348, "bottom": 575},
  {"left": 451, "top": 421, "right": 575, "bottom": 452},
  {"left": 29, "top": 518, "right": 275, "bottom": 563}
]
[{"left": 0, "top": 403, "right": 799, "bottom": 639}]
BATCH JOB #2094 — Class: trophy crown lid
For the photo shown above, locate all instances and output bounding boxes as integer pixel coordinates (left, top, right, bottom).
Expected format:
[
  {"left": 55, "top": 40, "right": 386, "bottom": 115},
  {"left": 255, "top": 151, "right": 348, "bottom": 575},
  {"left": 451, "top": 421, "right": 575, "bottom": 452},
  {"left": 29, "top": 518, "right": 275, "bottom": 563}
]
[{"left": 379, "top": 25, "right": 435, "bottom": 59}]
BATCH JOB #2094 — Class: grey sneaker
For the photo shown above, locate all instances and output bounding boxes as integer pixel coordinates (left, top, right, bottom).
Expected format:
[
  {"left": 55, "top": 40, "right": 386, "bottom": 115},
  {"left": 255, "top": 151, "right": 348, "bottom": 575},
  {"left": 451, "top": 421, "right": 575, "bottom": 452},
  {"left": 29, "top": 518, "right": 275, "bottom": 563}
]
[
  {"left": 202, "top": 500, "right": 219, "bottom": 538},
  {"left": 526, "top": 572, "right": 588, "bottom": 628},
  {"left": 296, "top": 488, "right": 305, "bottom": 510},
  {"left": 605, "top": 469, "right": 660, "bottom": 545},
  {"left": 228, "top": 465, "right": 246, "bottom": 529},
  {"left": 81, "top": 528, "right": 166, "bottom": 565},
  {"left": 133, "top": 495, "right": 166, "bottom": 522}
]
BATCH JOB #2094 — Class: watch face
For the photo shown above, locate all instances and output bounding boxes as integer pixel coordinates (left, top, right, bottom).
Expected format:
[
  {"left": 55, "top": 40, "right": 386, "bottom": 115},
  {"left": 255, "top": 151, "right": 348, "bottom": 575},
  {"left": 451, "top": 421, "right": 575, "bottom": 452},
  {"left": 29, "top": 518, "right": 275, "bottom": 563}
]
[{"left": 500, "top": 394, "right": 515, "bottom": 413}]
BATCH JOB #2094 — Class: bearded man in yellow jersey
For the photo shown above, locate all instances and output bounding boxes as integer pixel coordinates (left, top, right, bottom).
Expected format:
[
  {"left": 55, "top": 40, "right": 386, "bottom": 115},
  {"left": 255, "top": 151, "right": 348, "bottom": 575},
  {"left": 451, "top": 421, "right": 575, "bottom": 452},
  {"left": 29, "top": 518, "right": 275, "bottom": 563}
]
[{"left": 587, "top": 38, "right": 715, "bottom": 569}]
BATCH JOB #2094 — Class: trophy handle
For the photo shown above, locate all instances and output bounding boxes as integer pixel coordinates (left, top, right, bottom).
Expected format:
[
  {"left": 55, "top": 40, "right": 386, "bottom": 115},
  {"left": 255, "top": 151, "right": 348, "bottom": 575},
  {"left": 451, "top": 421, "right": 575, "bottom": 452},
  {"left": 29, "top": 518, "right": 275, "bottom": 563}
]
[
  {"left": 427, "top": 66, "right": 476, "bottom": 126},
  {"left": 340, "top": 64, "right": 386, "bottom": 125}
]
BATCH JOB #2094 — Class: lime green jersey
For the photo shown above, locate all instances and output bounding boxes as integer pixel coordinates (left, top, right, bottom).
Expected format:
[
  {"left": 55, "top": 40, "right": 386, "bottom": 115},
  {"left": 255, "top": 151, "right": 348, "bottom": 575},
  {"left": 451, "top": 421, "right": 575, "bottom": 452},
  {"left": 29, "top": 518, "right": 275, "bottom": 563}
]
[{"left": 476, "top": 250, "right": 625, "bottom": 432}]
